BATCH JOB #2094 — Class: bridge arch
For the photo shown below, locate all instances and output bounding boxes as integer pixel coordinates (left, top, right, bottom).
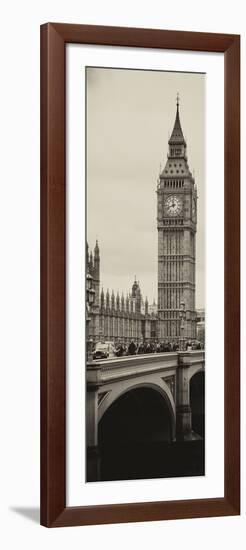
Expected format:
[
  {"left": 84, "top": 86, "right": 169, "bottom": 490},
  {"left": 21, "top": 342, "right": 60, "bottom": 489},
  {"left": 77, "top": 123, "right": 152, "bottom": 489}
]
[
  {"left": 98, "top": 384, "right": 176, "bottom": 480},
  {"left": 98, "top": 379, "right": 176, "bottom": 440},
  {"left": 187, "top": 363, "right": 204, "bottom": 384},
  {"left": 189, "top": 370, "right": 205, "bottom": 437}
]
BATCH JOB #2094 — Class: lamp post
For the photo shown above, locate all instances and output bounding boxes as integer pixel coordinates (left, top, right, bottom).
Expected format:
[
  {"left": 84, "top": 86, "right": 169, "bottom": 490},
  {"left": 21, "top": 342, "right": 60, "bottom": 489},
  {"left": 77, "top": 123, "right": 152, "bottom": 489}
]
[
  {"left": 179, "top": 301, "right": 186, "bottom": 351},
  {"left": 86, "top": 269, "right": 95, "bottom": 362}
]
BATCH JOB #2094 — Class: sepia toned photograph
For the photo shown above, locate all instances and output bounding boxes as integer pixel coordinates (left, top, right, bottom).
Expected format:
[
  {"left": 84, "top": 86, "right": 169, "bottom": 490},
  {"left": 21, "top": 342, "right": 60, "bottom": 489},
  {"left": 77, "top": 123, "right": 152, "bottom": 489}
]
[{"left": 86, "top": 66, "right": 205, "bottom": 483}]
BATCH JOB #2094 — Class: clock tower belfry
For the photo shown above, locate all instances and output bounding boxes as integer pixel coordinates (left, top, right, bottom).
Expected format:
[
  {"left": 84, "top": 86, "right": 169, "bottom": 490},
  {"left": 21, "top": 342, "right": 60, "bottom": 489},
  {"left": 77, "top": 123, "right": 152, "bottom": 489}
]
[{"left": 157, "top": 95, "right": 197, "bottom": 343}]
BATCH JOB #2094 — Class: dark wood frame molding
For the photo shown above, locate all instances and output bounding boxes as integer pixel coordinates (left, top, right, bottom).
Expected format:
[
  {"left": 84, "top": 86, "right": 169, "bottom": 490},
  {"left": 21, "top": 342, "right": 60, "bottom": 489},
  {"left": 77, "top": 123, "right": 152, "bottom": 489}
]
[{"left": 40, "top": 23, "right": 240, "bottom": 527}]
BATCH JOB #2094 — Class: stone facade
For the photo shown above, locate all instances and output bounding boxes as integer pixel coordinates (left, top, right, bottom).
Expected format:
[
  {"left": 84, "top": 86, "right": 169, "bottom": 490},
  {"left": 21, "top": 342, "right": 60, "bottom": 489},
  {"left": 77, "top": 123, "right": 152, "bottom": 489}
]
[
  {"left": 87, "top": 242, "right": 158, "bottom": 345},
  {"left": 157, "top": 97, "right": 197, "bottom": 341},
  {"left": 196, "top": 309, "right": 205, "bottom": 345}
]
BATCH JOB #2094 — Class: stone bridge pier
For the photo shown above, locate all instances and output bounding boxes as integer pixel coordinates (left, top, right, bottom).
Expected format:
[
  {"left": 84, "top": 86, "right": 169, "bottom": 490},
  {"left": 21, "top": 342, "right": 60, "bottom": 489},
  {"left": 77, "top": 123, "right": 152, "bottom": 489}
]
[{"left": 86, "top": 351, "right": 205, "bottom": 481}]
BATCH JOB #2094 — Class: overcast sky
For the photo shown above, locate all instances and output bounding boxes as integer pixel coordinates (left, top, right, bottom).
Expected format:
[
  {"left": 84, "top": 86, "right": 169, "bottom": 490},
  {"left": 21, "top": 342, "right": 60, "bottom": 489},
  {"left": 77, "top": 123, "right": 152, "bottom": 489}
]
[{"left": 86, "top": 67, "right": 205, "bottom": 309}]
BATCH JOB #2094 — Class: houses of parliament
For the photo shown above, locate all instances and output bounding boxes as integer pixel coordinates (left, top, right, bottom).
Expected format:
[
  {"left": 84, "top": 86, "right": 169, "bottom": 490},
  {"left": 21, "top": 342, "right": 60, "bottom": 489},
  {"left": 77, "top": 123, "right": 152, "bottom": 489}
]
[
  {"left": 87, "top": 241, "right": 158, "bottom": 345},
  {"left": 87, "top": 96, "right": 201, "bottom": 347}
]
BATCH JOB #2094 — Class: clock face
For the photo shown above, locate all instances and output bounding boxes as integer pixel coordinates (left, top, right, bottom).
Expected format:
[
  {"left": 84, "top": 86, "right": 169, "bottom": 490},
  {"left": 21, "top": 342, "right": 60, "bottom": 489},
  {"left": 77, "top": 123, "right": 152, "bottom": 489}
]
[{"left": 164, "top": 195, "right": 182, "bottom": 216}]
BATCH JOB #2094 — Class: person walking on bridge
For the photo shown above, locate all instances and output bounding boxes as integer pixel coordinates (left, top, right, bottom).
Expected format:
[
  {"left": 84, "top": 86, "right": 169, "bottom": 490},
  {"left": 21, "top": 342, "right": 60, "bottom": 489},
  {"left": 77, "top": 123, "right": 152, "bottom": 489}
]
[{"left": 128, "top": 340, "right": 136, "bottom": 355}]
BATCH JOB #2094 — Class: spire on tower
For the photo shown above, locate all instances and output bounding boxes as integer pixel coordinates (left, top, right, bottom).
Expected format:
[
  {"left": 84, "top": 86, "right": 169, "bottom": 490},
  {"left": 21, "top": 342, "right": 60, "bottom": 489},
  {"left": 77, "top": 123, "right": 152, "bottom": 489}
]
[
  {"left": 93, "top": 240, "right": 100, "bottom": 281},
  {"left": 89, "top": 251, "right": 93, "bottom": 271},
  {"left": 111, "top": 290, "right": 115, "bottom": 309},
  {"left": 168, "top": 94, "right": 186, "bottom": 147},
  {"left": 100, "top": 287, "right": 105, "bottom": 308},
  {"left": 132, "top": 277, "right": 139, "bottom": 298},
  {"left": 94, "top": 239, "right": 100, "bottom": 258}
]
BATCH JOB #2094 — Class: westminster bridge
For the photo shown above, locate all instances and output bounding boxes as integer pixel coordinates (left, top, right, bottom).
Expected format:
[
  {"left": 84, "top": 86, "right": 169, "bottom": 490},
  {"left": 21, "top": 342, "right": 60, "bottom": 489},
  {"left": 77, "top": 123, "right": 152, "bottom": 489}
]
[{"left": 87, "top": 350, "right": 205, "bottom": 481}]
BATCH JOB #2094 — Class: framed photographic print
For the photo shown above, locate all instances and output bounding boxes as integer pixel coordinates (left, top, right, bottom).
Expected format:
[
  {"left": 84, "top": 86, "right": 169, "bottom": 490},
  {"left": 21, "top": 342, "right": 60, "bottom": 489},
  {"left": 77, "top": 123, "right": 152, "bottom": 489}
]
[{"left": 40, "top": 23, "right": 240, "bottom": 527}]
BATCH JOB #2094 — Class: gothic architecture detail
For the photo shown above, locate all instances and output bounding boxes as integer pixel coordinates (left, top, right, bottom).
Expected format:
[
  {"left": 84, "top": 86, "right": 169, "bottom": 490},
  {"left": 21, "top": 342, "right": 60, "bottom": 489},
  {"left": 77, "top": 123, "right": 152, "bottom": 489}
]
[
  {"left": 87, "top": 243, "right": 158, "bottom": 345},
  {"left": 163, "top": 375, "right": 176, "bottom": 398},
  {"left": 157, "top": 95, "right": 197, "bottom": 341}
]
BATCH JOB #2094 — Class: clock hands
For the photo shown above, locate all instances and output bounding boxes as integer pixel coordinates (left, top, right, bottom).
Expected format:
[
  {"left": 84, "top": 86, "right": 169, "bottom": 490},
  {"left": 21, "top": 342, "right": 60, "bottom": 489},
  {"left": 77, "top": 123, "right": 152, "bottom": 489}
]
[
  {"left": 165, "top": 195, "right": 182, "bottom": 215},
  {"left": 170, "top": 199, "right": 178, "bottom": 211},
  {"left": 168, "top": 199, "right": 176, "bottom": 210}
]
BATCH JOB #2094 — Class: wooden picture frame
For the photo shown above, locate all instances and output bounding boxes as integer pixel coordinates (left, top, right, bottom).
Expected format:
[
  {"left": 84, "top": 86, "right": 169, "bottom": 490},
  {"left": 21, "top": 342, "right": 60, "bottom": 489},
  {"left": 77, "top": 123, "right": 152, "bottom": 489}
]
[{"left": 40, "top": 23, "right": 240, "bottom": 527}]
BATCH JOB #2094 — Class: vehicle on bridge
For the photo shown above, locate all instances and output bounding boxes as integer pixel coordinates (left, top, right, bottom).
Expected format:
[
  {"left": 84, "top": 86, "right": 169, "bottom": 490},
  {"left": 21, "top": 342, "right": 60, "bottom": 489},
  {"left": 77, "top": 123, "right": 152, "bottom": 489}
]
[{"left": 93, "top": 341, "right": 116, "bottom": 360}]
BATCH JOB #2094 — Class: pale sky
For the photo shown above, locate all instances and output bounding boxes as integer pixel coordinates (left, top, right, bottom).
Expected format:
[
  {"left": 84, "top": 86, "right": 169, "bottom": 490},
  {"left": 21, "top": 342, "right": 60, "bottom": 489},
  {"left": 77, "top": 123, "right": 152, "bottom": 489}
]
[{"left": 86, "top": 67, "right": 205, "bottom": 309}]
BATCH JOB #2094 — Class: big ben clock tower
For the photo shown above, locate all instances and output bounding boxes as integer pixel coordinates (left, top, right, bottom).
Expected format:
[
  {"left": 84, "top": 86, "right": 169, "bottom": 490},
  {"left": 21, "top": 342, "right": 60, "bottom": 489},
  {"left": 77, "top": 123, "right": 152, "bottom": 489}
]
[{"left": 157, "top": 95, "right": 197, "bottom": 343}]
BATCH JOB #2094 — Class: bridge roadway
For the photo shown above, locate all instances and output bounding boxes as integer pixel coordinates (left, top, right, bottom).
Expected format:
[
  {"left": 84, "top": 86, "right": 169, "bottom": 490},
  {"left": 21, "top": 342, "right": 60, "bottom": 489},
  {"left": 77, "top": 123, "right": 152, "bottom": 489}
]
[{"left": 86, "top": 351, "right": 205, "bottom": 480}]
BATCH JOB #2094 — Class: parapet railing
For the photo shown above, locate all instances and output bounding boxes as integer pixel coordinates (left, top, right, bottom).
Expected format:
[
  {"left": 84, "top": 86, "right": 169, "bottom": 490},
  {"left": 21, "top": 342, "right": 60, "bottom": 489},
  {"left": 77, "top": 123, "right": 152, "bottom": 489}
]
[{"left": 87, "top": 350, "right": 205, "bottom": 385}]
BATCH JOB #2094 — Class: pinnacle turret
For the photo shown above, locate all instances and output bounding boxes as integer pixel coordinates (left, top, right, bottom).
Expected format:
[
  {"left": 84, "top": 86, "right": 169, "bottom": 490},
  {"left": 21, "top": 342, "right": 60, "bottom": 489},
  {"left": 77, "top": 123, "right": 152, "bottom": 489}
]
[
  {"left": 106, "top": 289, "right": 110, "bottom": 309},
  {"left": 168, "top": 94, "right": 186, "bottom": 147},
  {"left": 159, "top": 95, "right": 192, "bottom": 180},
  {"left": 100, "top": 287, "right": 105, "bottom": 307},
  {"left": 94, "top": 239, "right": 100, "bottom": 258}
]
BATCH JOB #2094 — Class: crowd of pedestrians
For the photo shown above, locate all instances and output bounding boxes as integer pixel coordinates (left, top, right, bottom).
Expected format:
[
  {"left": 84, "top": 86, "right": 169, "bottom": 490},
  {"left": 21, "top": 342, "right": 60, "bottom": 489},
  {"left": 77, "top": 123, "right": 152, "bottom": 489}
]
[{"left": 115, "top": 339, "right": 203, "bottom": 357}]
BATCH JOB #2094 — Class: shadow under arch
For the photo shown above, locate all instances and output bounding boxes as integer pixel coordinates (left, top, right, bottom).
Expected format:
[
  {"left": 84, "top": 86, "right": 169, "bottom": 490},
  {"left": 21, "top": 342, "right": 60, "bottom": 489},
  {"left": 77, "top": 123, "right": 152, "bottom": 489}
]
[
  {"left": 190, "top": 370, "right": 205, "bottom": 438},
  {"left": 98, "top": 381, "right": 176, "bottom": 437},
  {"left": 98, "top": 384, "right": 175, "bottom": 481}
]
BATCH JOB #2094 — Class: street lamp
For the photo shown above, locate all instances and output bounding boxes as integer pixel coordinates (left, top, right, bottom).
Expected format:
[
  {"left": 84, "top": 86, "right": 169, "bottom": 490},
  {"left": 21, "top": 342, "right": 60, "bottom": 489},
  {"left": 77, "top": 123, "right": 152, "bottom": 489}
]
[
  {"left": 179, "top": 301, "right": 186, "bottom": 351},
  {"left": 86, "top": 269, "right": 95, "bottom": 362}
]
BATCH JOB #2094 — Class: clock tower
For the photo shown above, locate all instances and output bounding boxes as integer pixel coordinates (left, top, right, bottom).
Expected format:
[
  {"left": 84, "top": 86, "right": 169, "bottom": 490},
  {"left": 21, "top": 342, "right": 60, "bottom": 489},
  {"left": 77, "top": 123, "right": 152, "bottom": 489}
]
[{"left": 157, "top": 95, "right": 197, "bottom": 343}]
